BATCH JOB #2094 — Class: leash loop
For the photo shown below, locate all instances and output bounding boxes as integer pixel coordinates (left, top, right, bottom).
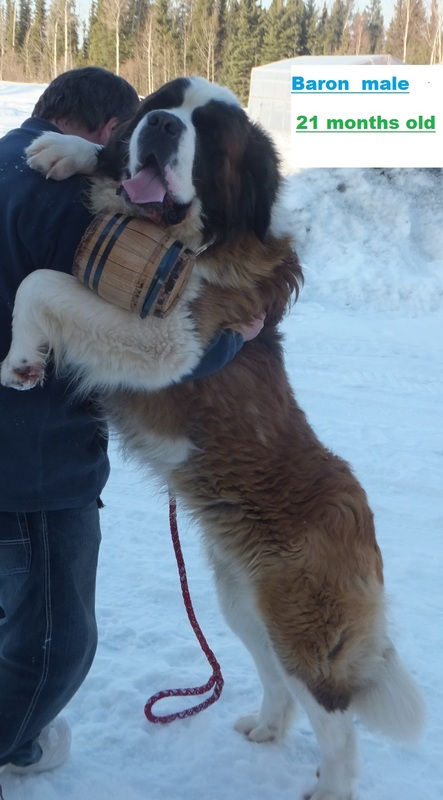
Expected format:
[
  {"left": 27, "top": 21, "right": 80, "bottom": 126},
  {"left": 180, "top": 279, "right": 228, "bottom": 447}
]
[{"left": 144, "top": 492, "right": 224, "bottom": 724}]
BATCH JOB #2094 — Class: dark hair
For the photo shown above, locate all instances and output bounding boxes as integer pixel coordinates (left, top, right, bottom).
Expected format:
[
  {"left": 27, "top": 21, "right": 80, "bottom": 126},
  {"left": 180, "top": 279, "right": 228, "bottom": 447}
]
[{"left": 32, "top": 67, "right": 139, "bottom": 131}]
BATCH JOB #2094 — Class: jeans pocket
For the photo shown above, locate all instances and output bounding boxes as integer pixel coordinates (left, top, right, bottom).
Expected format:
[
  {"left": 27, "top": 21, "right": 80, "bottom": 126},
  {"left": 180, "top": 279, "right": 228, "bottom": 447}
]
[{"left": 0, "top": 512, "right": 32, "bottom": 576}]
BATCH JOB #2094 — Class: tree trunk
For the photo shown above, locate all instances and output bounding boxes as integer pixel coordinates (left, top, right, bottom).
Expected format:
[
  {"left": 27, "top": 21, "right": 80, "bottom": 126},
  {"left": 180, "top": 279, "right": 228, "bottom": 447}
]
[
  {"left": 403, "top": 0, "right": 410, "bottom": 62},
  {"left": 53, "top": 17, "right": 58, "bottom": 78},
  {"left": 64, "top": 0, "right": 68, "bottom": 71},
  {"left": 12, "top": 0, "right": 17, "bottom": 48}
]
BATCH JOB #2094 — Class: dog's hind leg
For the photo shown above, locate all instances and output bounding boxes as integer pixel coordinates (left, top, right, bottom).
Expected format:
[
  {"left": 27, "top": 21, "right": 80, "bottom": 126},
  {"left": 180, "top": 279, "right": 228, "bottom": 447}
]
[
  {"left": 0, "top": 271, "right": 55, "bottom": 389},
  {"left": 1, "top": 268, "right": 203, "bottom": 393},
  {"left": 218, "top": 571, "right": 359, "bottom": 795},
  {"left": 1, "top": 270, "right": 92, "bottom": 390},
  {"left": 292, "top": 681, "right": 359, "bottom": 800},
  {"left": 213, "top": 562, "right": 295, "bottom": 743}
]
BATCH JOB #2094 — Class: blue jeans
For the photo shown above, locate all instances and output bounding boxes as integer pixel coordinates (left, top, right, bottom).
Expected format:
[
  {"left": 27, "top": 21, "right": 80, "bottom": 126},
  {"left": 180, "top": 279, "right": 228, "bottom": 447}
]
[{"left": 0, "top": 503, "right": 101, "bottom": 767}]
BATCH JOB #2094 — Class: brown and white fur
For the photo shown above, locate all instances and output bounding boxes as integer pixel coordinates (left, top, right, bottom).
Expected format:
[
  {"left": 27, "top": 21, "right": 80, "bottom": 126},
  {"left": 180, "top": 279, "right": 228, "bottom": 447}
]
[{"left": 1, "top": 77, "right": 423, "bottom": 799}]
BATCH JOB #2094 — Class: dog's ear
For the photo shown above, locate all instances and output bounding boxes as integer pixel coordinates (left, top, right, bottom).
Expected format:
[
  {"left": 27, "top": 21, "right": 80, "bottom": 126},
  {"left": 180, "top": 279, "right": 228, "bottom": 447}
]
[
  {"left": 133, "top": 78, "right": 191, "bottom": 121},
  {"left": 193, "top": 103, "right": 280, "bottom": 243},
  {"left": 241, "top": 124, "right": 280, "bottom": 241}
]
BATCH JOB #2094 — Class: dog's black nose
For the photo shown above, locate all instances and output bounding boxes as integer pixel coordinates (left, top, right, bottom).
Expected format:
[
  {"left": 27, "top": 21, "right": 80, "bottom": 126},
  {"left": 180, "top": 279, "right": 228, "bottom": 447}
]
[{"left": 147, "top": 111, "right": 185, "bottom": 139}]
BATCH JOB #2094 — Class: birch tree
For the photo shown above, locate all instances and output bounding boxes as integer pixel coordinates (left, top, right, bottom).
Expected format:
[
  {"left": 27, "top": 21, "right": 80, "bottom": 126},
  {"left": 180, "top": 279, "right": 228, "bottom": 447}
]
[
  {"left": 429, "top": 0, "right": 442, "bottom": 62},
  {"left": 102, "top": 0, "right": 129, "bottom": 74}
]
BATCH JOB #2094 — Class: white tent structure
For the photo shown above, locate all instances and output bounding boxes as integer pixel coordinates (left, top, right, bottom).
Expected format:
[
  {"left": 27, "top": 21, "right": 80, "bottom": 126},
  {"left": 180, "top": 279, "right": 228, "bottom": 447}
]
[{"left": 247, "top": 55, "right": 405, "bottom": 171}]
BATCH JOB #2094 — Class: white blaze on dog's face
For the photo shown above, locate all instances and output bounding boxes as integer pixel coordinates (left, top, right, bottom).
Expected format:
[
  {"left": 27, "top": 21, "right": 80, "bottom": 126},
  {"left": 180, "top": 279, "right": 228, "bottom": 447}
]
[
  {"left": 119, "top": 77, "right": 281, "bottom": 242},
  {"left": 127, "top": 111, "right": 196, "bottom": 207}
]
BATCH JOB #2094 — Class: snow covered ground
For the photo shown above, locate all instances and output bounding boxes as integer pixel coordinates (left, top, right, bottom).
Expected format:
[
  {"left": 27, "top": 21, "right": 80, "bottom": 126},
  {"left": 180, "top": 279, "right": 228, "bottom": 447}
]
[{"left": 0, "top": 82, "right": 442, "bottom": 800}]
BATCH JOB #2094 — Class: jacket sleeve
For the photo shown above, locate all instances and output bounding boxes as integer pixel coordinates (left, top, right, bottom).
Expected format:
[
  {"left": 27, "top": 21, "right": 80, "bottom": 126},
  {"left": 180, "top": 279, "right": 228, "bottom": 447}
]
[{"left": 184, "top": 330, "right": 244, "bottom": 381}]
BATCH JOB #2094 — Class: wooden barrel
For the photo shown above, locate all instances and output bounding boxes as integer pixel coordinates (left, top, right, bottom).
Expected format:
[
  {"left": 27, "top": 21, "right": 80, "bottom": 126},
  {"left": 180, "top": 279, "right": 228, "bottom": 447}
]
[{"left": 73, "top": 213, "right": 196, "bottom": 318}]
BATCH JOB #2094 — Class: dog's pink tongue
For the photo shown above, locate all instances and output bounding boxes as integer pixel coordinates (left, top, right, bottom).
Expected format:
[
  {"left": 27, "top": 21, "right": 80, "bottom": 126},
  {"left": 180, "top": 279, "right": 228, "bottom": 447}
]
[{"left": 121, "top": 167, "right": 167, "bottom": 204}]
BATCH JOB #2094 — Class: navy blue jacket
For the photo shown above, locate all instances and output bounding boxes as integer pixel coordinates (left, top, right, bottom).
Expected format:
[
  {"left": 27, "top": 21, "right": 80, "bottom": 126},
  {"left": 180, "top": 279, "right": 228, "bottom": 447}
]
[{"left": 0, "top": 118, "right": 242, "bottom": 511}]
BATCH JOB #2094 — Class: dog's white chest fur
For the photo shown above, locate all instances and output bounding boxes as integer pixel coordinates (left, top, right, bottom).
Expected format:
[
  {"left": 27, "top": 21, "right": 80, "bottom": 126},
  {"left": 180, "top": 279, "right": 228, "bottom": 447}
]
[{"left": 114, "top": 423, "right": 195, "bottom": 482}]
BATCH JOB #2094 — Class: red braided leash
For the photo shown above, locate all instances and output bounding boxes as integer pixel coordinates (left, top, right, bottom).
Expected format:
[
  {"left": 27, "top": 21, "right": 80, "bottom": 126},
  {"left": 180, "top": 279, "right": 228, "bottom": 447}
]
[{"left": 144, "top": 492, "right": 224, "bottom": 724}]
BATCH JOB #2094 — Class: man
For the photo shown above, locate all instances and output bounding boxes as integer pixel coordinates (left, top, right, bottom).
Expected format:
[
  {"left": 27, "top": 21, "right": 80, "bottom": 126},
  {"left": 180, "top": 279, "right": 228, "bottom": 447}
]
[{"left": 0, "top": 67, "right": 260, "bottom": 774}]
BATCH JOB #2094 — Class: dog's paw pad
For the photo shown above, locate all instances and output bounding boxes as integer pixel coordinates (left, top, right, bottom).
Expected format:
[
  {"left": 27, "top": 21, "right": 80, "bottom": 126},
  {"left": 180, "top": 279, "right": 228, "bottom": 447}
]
[{"left": 0, "top": 360, "right": 45, "bottom": 390}]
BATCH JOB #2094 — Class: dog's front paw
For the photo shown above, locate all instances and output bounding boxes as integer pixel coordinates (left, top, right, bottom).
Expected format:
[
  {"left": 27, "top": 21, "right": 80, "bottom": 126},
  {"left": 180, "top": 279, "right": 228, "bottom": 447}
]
[
  {"left": 1, "top": 354, "right": 47, "bottom": 390},
  {"left": 26, "top": 132, "right": 101, "bottom": 180},
  {"left": 234, "top": 713, "right": 280, "bottom": 743},
  {"left": 303, "top": 777, "right": 358, "bottom": 800},
  {"left": 303, "top": 790, "right": 357, "bottom": 800}
]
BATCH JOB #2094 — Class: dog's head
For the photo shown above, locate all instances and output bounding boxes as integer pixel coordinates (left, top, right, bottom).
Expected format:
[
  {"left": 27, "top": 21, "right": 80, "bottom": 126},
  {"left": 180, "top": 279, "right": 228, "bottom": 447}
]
[{"left": 112, "top": 77, "right": 281, "bottom": 246}]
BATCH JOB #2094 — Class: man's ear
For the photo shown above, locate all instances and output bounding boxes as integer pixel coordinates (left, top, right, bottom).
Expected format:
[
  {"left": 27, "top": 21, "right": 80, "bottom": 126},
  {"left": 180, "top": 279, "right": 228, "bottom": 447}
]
[{"left": 97, "top": 117, "right": 119, "bottom": 146}]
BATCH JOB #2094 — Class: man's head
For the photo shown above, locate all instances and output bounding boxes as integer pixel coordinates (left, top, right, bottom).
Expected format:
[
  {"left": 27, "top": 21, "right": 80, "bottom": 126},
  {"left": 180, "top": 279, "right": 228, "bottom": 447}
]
[{"left": 32, "top": 67, "right": 140, "bottom": 145}]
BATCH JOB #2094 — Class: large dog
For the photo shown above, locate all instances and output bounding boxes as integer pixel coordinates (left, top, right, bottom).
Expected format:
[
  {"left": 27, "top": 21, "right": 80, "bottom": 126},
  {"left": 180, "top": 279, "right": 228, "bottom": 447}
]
[{"left": 1, "top": 77, "right": 423, "bottom": 799}]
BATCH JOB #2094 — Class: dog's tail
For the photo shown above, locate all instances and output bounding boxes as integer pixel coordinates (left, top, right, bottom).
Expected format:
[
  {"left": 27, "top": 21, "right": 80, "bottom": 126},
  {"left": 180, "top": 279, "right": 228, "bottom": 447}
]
[{"left": 352, "top": 643, "right": 425, "bottom": 743}]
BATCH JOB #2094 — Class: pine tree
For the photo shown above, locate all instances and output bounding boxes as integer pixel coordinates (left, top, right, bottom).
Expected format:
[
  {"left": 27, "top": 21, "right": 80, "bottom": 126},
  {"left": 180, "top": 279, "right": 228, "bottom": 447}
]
[
  {"left": 386, "top": 0, "right": 429, "bottom": 62},
  {"left": 118, "top": 0, "right": 149, "bottom": 75},
  {"left": 102, "top": 0, "right": 130, "bottom": 74},
  {"left": 124, "top": 0, "right": 149, "bottom": 42},
  {"left": 223, "top": 0, "right": 263, "bottom": 103},
  {"left": 347, "top": 10, "right": 370, "bottom": 53},
  {"left": 80, "top": 1, "right": 95, "bottom": 63},
  {"left": 16, "top": 0, "right": 31, "bottom": 49},
  {"left": 261, "top": 0, "right": 289, "bottom": 64},
  {"left": 261, "top": 0, "right": 308, "bottom": 64},
  {"left": 149, "top": 0, "right": 181, "bottom": 91},
  {"left": 80, "top": 2, "right": 91, "bottom": 62},
  {"left": 385, "top": 0, "right": 403, "bottom": 57},
  {"left": 313, "top": 2, "right": 329, "bottom": 53},
  {"left": 405, "top": 0, "right": 430, "bottom": 61},
  {"left": 27, "top": 0, "right": 48, "bottom": 78},
  {"left": 187, "top": 0, "right": 221, "bottom": 80},
  {"left": 365, "top": 0, "right": 383, "bottom": 52},
  {"left": 301, "top": 0, "right": 318, "bottom": 53},
  {"left": 323, "top": 0, "right": 354, "bottom": 53},
  {"left": 286, "top": 0, "right": 309, "bottom": 55},
  {"left": 69, "top": 0, "right": 79, "bottom": 62},
  {"left": 88, "top": 0, "right": 115, "bottom": 68},
  {"left": 215, "top": 0, "right": 227, "bottom": 80}
]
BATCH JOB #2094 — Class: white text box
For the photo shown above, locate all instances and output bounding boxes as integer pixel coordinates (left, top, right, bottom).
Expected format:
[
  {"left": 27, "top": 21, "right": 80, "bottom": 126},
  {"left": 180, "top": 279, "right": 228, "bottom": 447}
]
[{"left": 290, "top": 65, "right": 442, "bottom": 168}]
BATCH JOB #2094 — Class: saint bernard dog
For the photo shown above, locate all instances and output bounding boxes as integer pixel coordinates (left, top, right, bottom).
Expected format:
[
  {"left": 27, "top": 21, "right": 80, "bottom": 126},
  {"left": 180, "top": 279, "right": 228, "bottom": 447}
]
[{"left": 1, "top": 77, "right": 423, "bottom": 799}]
